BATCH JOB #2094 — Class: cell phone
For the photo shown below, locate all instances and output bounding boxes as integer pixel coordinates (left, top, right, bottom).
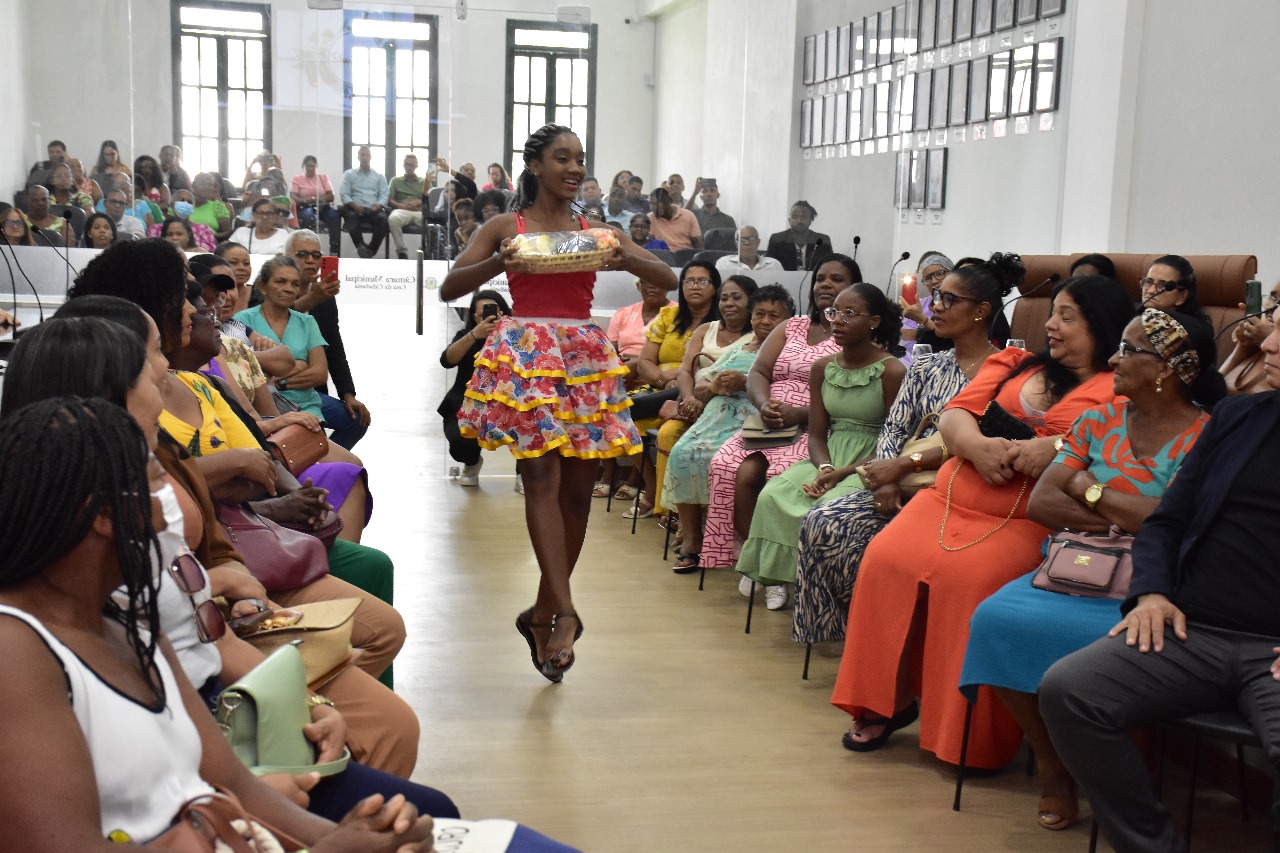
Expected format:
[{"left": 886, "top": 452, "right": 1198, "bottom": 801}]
[
  {"left": 320, "top": 255, "right": 339, "bottom": 281},
  {"left": 482, "top": 303, "right": 499, "bottom": 319},
  {"left": 1245, "top": 279, "right": 1262, "bottom": 315},
  {"left": 900, "top": 273, "right": 918, "bottom": 305}
]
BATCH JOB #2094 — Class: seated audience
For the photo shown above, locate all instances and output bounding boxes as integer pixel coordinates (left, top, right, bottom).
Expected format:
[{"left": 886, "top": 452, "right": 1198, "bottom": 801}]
[
  {"left": 473, "top": 188, "right": 508, "bottom": 223},
  {"left": 159, "top": 144, "right": 192, "bottom": 193},
  {"left": 190, "top": 172, "right": 234, "bottom": 241},
  {"left": 648, "top": 187, "right": 701, "bottom": 251},
  {"left": 665, "top": 284, "right": 794, "bottom": 570},
  {"left": 830, "top": 275, "right": 1131, "bottom": 770},
  {"left": 766, "top": 200, "right": 830, "bottom": 272},
  {"left": 440, "top": 290, "right": 511, "bottom": 486},
  {"left": 962, "top": 308, "right": 1223, "bottom": 832},
  {"left": 1037, "top": 314, "right": 1280, "bottom": 853},
  {"left": 241, "top": 151, "right": 284, "bottom": 202},
  {"left": 625, "top": 175, "right": 650, "bottom": 214},
  {"left": 133, "top": 154, "right": 170, "bottom": 207},
  {"left": 578, "top": 175, "right": 604, "bottom": 208},
  {"left": 736, "top": 285, "right": 905, "bottom": 608},
  {"left": 69, "top": 156, "right": 103, "bottom": 204},
  {"left": 481, "top": 162, "right": 514, "bottom": 192},
  {"left": 629, "top": 213, "right": 668, "bottom": 251},
  {"left": 453, "top": 198, "right": 478, "bottom": 250},
  {"left": 291, "top": 154, "right": 342, "bottom": 255},
  {"left": 23, "top": 138, "right": 67, "bottom": 189},
  {"left": 699, "top": 255, "right": 857, "bottom": 570},
  {"left": 278, "top": 230, "right": 373, "bottom": 451},
  {"left": 147, "top": 193, "right": 217, "bottom": 251},
  {"left": 387, "top": 153, "right": 426, "bottom": 260},
  {"left": 1138, "top": 254, "right": 1211, "bottom": 325},
  {"left": 156, "top": 215, "right": 198, "bottom": 252},
  {"left": 214, "top": 240, "right": 255, "bottom": 313},
  {"left": 604, "top": 184, "right": 632, "bottom": 227},
  {"left": 79, "top": 211, "right": 117, "bottom": 248},
  {"left": 1219, "top": 279, "right": 1278, "bottom": 395},
  {"left": 715, "top": 226, "right": 783, "bottom": 277},
  {"left": 794, "top": 256, "right": 1014, "bottom": 645},
  {"left": 97, "top": 173, "right": 156, "bottom": 229},
  {"left": 20, "top": 186, "right": 73, "bottom": 247},
  {"left": 0, "top": 395, "right": 437, "bottom": 850},
  {"left": 898, "top": 251, "right": 953, "bottom": 359},
  {"left": 89, "top": 138, "right": 131, "bottom": 190},
  {"left": 340, "top": 146, "right": 389, "bottom": 259},
  {"left": 610, "top": 169, "right": 633, "bottom": 191},
  {"left": 48, "top": 161, "right": 94, "bottom": 215},
  {"left": 664, "top": 173, "right": 687, "bottom": 206},
  {"left": 0, "top": 203, "right": 34, "bottom": 246},
  {"left": 687, "top": 177, "right": 737, "bottom": 233},
  {"left": 230, "top": 196, "right": 291, "bottom": 255},
  {"left": 1069, "top": 252, "right": 1117, "bottom": 279}
]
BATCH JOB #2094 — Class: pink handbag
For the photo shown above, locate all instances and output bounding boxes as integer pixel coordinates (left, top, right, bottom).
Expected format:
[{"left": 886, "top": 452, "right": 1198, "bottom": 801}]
[{"left": 1031, "top": 528, "right": 1134, "bottom": 600}]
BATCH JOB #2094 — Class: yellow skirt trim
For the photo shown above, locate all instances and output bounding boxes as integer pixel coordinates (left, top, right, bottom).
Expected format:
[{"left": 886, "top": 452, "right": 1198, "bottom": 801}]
[
  {"left": 462, "top": 390, "right": 634, "bottom": 423},
  {"left": 460, "top": 427, "right": 643, "bottom": 459},
  {"left": 474, "top": 354, "right": 630, "bottom": 385}
]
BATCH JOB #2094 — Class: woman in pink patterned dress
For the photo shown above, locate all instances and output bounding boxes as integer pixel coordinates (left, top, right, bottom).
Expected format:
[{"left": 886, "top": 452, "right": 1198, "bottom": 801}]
[
  {"left": 700, "top": 253, "right": 858, "bottom": 570},
  {"left": 440, "top": 124, "right": 676, "bottom": 683}
]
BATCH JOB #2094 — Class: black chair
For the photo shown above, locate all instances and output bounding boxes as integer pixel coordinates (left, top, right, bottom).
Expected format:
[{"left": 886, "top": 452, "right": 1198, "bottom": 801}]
[
  {"left": 952, "top": 695, "right": 1034, "bottom": 812},
  {"left": 672, "top": 248, "right": 699, "bottom": 267},
  {"left": 49, "top": 204, "right": 86, "bottom": 240},
  {"left": 650, "top": 248, "right": 677, "bottom": 266},
  {"left": 702, "top": 227, "right": 736, "bottom": 252}
]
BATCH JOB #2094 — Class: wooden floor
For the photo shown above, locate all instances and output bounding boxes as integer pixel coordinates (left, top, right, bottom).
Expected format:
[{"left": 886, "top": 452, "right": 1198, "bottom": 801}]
[{"left": 344, "top": 301, "right": 1266, "bottom": 852}]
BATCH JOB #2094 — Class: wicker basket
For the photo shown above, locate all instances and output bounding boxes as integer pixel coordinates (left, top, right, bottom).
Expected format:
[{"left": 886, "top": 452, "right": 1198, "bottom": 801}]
[
  {"left": 513, "top": 227, "right": 619, "bottom": 274},
  {"left": 518, "top": 248, "right": 614, "bottom": 274}
]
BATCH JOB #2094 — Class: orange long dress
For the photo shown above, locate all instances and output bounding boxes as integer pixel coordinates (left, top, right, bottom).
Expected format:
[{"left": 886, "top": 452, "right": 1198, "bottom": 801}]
[{"left": 830, "top": 349, "right": 1118, "bottom": 769}]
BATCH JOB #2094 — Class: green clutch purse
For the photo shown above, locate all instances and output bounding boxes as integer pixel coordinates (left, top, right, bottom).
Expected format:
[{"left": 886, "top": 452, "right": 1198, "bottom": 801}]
[{"left": 216, "top": 641, "right": 350, "bottom": 777}]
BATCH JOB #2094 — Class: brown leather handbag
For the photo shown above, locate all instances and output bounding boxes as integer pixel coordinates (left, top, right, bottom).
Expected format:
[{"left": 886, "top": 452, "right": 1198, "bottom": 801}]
[
  {"left": 1031, "top": 528, "right": 1134, "bottom": 600},
  {"left": 146, "top": 788, "right": 302, "bottom": 852},
  {"left": 266, "top": 424, "right": 329, "bottom": 476}
]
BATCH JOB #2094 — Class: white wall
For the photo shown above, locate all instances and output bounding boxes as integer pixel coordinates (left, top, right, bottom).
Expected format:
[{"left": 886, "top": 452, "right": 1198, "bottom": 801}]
[
  {"left": 1, "top": 0, "right": 30, "bottom": 195},
  {"left": 8, "top": 0, "right": 655, "bottom": 197}
]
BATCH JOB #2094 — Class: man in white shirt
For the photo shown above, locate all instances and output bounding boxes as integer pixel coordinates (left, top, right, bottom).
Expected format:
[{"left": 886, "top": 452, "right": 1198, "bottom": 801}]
[
  {"left": 715, "top": 226, "right": 783, "bottom": 278},
  {"left": 104, "top": 190, "right": 145, "bottom": 240}
]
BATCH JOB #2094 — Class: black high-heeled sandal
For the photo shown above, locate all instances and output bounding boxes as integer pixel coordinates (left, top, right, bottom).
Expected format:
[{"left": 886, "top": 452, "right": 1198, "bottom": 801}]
[
  {"left": 515, "top": 608, "right": 550, "bottom": 677},
  {"left": 841, "top": 701, "right": 919, "bottom": 753},
  {"left": 540, "top": 611, "right": 584, "bottom": 683}
]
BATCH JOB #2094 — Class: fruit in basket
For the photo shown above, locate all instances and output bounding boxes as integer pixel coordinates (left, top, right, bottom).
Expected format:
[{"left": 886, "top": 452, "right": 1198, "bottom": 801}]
[{"left": 513, "top": 228, "right": 618, "bottom": 257}]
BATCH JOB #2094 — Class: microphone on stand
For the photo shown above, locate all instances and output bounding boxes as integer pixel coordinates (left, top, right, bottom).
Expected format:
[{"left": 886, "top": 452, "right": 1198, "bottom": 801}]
[
  {"left": 887, "top": 251, "right": 911, "bottom": 299},
  {"left": 851, "top": 235, "right": 861, "bottom": 261},
  {"left": 0, "top": 242, "right": 46, "bottom": 325},
  {"left": 994, "top": 272, "right": 1061, "bottom": 338},
  {"left": 33, "top": 220, "right": 77, "bottom": 295}
]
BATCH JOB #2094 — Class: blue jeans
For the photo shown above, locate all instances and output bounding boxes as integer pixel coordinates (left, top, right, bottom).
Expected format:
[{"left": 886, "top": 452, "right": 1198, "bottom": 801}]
[
  {"left": 321, "top": 393, "right": 368, "bottom": 450},
  {"left": 297, "top": 205, "right": 343, "bottom": 253}
]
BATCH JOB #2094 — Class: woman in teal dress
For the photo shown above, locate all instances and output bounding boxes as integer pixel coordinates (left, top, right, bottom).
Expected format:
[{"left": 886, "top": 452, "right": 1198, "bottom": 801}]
[
  {"left": 960, "top": 308, "right": 1225, "bottom": 831},
  {"left": 664, "top": 285, "right": 796, "bottom": 569},
  {"left": 737, "top": 283, "right": 905, "bottom": 609}
]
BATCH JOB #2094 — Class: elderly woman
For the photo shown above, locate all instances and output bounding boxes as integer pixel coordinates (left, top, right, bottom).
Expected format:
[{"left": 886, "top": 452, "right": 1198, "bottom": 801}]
[
  {"left": 665, "top": 285, "right": 795, "bottom": 571},
  {"left": 699, "top": 255, "right": 858, "bottom": 579},
  {"left": 831, "top": 276, "right": 1133, "bottom": 770},
  {"left": 792, "top": 255, "right": 1020, "bottom": 641},
  {"left": 960, "top": 309, "right": 1225, "bottom": 830}
]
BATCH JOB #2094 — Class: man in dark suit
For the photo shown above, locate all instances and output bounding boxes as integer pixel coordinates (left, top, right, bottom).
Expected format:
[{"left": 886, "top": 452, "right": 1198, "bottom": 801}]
[
  {"left": 1040, "top": 317, "right": 1280, "bottom": 853},
  {"left": 765, "top": 199, "right": 830, "bottom": 271}
]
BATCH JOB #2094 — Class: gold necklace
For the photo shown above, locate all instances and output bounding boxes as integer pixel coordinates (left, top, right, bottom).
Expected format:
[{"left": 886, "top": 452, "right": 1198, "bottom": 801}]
[{"left": 958, "top": 345, "right": 998, "bottom": 377}]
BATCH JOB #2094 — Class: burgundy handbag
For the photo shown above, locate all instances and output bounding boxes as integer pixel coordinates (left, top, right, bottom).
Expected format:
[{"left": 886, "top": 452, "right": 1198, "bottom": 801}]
[
  {"left": 1031, "top": 528, "right": 1134, "bottom": 600},
  {"left": 216, "top": 503, "right": 328, "bottom": 592},
  {"left": 276, "top": 510, "right": 345, "bottom": 550},
  {"left": 266, "top": 423, "right": 329, "bottom": 477}
]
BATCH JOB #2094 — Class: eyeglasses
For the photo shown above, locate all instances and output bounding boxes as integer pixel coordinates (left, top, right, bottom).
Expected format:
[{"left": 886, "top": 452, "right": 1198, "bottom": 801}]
[
  {"left": 105, "top": 198, "right": 127, "bottom": 207},
  {"left": 168, "top": 550, "right": 226, "bottom": 643},
  {"left": 293, "top": 250, "right": 324, "bottom": 260},
  {"left": 921, "top": 269, "right": 949, "bottom": 285},
  {"left": 737, "top": 236, "right": 759, "bottom": 243},
  {"left": 2, "top": 219, "right": 23, "bottom": 229},
  {"left": 684, "top": 277, "right": 715, "bottom": 286},
  {"left": 1139, "top": 277, "right": 1180, "bottom": 293},
  {"left": 823, "top": 307, "right": 872, "bottom": 323},
  {"left": 1116, "top": 340, "right": 1164, "bottom": 360},
  {"left": 929, "top": 287, "right": 984, "bottom": 311}
]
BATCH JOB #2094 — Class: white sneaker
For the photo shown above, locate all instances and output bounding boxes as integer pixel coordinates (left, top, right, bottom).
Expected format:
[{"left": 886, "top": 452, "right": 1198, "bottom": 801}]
[
  {"left": 514, "top": 474, "right": 524, "bottom": 495},
  {"left": 765, "top": 584, "right": 790, "bottom": 611},
  {"left": 738, "top": 575, "right": 755, "bottom": 598},
  {"left": 458, "top": 460, "right": 482, "bottom": 487}
]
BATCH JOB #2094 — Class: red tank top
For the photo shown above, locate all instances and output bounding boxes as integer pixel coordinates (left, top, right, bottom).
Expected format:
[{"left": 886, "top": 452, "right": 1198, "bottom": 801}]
[{"left": 507, "top": 211, "right": 597, "bottom": 320}]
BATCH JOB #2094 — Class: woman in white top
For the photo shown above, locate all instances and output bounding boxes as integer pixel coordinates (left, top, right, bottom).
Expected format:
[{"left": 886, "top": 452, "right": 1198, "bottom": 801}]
[
  {"left": 0, "top": 389, "right": 431, "bottom": 847},
  {"left": 230, "top": 196, "right": 292, "bottom": 255}
]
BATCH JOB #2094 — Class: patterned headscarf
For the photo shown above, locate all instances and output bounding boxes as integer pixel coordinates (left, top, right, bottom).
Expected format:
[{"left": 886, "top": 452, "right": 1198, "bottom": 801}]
[{"left": 1141, "top": 308, "right": 1200, "bottom": 386}]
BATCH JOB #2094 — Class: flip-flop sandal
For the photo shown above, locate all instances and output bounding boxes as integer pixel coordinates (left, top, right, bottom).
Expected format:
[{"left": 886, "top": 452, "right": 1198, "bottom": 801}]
[
  {"left": 613, "top": 485, "right": 638, "bottom": 501},
  {"left": 672, "top": 552, "right": 701, "bottom": 574},
  {"left": 591, "top": 482, "right": 611, "bottom": 498}
]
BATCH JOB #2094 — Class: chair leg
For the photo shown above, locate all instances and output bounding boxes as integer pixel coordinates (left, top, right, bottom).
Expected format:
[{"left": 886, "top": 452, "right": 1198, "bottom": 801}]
[
  {"left": 953, "top": 700, "right": 974, "bottom": 811},
  {"left": 631, "top": 489, "right": 639, "bottom": 535},
  {"left": 1088, "top": 819, "right": 1100, "bottom": 853},
  {"left": 662, "top": 510, "right": 675, "bottom": 561},
  {"left": 606, "top": 462, "right": 619, "bottom": 513},
  {"left": 1236, "top": 743, "right": 1249, "bottom": 823},
  {"left": 698, "top": 566, "right": 706, "bottom": 591},
  {"left": 802, "top": 642, "right": 813, "bottom": 680},
  {"left": 744, "top": 581, "right": 756, "bottom": 634},
  {"left": 1185, "top": 735, "right": 1200, "bottom": 851}
]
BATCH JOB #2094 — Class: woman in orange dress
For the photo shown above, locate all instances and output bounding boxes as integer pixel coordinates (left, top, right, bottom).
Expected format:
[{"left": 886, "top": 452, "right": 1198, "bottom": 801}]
[{"left": 831, "top": 275, "right": 1134, "bottom": 770}]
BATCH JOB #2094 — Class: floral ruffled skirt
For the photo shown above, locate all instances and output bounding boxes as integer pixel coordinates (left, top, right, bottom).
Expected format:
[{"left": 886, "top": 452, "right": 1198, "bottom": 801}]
[{"left": 458, "top": 317, "right": 643, "bottom": 459}]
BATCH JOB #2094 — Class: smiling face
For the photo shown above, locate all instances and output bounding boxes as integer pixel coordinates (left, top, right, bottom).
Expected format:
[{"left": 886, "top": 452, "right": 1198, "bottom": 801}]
[
  {"left": 460, "top": 162, "right": 477, "bottom": 180},
  {"left": 1044, "top": 289, "right": 1097, "bottom": 370},
  {"left": 718, "top": 280, "right": 749, "bottom": 330},
  {"left": 529, "top": 132, "right": 585, "bottom": 202},
  {"left": 220, "top": 243, "right": 252, "bottom": 287},
  {"left": 812, "top": 259, "right": 855, "bottom": 311},
  {"left": 186, "top": 295, "right": 222, "bottom": 362}
]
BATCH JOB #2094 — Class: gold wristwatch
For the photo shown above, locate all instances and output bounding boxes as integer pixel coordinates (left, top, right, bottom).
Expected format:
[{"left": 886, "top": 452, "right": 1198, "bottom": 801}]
[
  {"left": 1053, "top": 436, "right": 1065, "bottom": 452},
  {"left": 1083, "top": 482, "right": 1107, "bottom": 509},
  {"left": 909, "top": 451, "right": 925, "bottom": 472}
]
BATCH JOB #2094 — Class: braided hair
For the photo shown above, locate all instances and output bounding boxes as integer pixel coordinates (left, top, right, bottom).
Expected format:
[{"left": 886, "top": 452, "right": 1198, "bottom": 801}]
[
  {"left": 0, "top": 316, "right": 147, "bottom": 418},
  {"left": 512, "top": 123, "right": 576, "bottom": 210},
  {"left": 0, "top": 397, "right": 163, "bottom": 699}
]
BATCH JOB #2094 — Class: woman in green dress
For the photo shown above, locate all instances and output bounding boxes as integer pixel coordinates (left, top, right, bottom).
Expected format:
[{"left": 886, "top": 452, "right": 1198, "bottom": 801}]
[
  {"left": 664, "top": 285, "right": 797, "bottom": 571},
  {"left": 737, "top": 283, "right": 905, "bottom": 610}
]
